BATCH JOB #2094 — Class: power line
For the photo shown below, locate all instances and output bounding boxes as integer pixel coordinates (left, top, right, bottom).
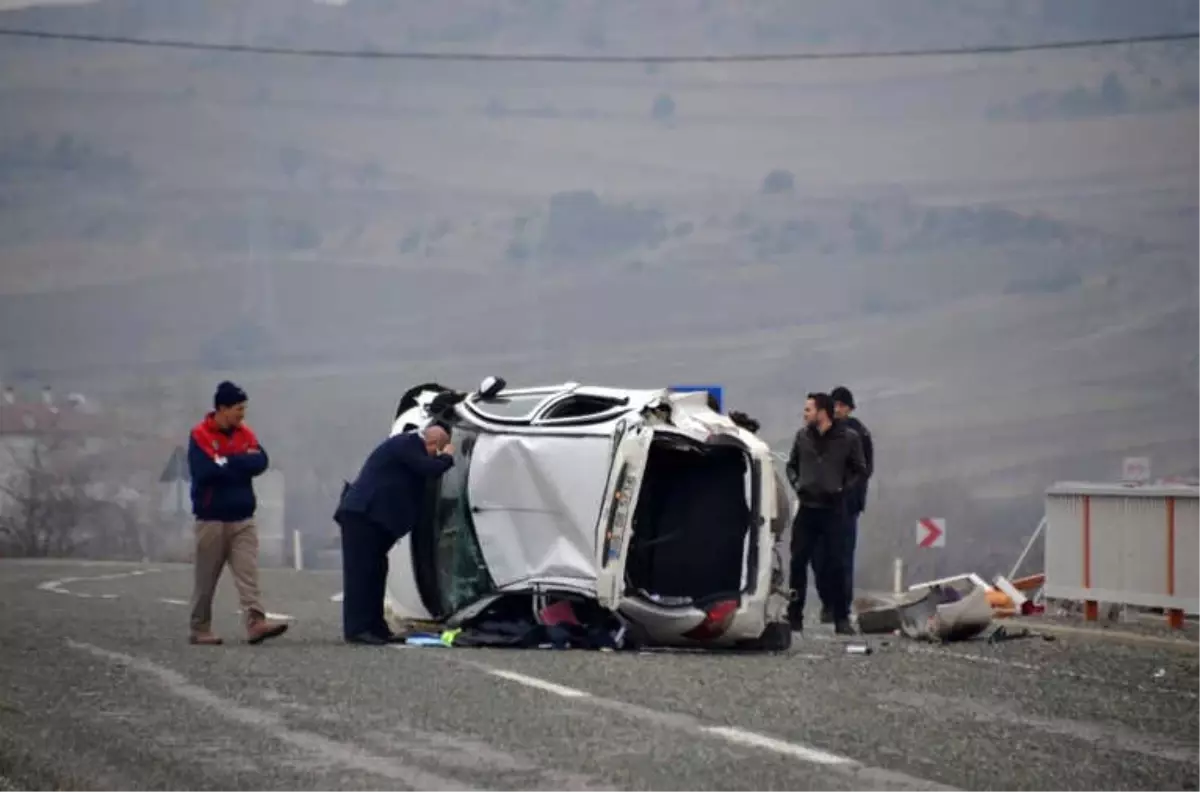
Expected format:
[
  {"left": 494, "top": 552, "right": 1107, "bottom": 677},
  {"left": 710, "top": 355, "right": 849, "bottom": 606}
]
[{"left": 0, "top": 27, "right": 1194, "bottom": 63}]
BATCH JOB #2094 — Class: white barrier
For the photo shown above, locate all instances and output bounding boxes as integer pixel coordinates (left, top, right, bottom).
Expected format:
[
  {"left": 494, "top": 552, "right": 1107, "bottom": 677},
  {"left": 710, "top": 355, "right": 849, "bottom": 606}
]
[{"left": 1044, "top": 481, "right": 1199, "bottom": 628}]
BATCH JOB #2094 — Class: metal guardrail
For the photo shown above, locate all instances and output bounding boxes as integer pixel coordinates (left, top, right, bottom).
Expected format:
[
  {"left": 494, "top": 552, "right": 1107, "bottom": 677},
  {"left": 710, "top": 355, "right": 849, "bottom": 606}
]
[{"left": 1043, "top": 482, "right": 1199, "bottom": 626}]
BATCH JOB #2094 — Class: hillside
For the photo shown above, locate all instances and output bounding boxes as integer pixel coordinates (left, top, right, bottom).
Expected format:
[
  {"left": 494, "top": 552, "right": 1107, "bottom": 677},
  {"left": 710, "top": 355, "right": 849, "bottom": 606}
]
[{"left": 0, "top": 0, "right": 1196, "bottom": 581}]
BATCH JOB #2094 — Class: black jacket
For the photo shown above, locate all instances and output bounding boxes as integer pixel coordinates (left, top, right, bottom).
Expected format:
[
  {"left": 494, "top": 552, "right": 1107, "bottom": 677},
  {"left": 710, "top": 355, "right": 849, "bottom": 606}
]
[
  {"left": 840, "top": 415, "right": 874, "bottom": 514},
  {"left": 785, "top": 420, "right": 867, "bottom": 510},
  {"left": 335, "top": 432, "right": 454, "bottom": 539}
]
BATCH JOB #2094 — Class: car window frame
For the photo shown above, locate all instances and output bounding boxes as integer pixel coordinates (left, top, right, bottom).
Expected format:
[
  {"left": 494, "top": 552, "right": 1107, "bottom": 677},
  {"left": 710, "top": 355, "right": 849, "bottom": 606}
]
[
  {"left": 411, "top": 426, "right": 495, "bottom": 618},
  {"left": 462, "top": 389, "right": 559, "bottom": 424},
  {"left": 533, "top": 392, "right": 632, "bottom": 426}
]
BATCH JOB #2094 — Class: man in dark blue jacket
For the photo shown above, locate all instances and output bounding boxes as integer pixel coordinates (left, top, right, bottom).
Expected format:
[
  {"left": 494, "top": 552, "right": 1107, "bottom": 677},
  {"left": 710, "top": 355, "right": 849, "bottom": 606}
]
[
  {"left": 334, "top": 425, "right": 455, "bottom": 644},
  {"left": 831, "top": 385, "right": 874, "bottom": 620},
  {"left": 187, "top": 381, "right": 288, "bottom": 646}
]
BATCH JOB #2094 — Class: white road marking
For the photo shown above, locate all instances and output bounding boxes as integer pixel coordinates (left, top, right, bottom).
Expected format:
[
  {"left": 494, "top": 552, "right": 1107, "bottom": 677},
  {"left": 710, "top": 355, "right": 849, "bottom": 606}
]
[
  {"left": 66, "top": 640, "right": 477, "bottom": 792},
  {"left": 487, "top": 669, "right": 591, "bottom": 698},
  {"left": 37, "top": 569, "right": 160, "bottom": 599},
  {"left": 702, "top": 725, "right": 854, "bottom": 766},
  {"left": 461, "top": 655, "right": 953, "bottom": 789},
  {"left": 159, "top": 598, "right": 189, "bottom": 606}
]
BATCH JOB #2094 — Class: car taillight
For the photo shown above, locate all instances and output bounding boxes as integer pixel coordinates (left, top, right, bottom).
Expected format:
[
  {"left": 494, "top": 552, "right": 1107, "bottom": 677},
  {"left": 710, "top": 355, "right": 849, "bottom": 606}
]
[{"left": 683, "top": 599, "right": 739, "bottom": 641}]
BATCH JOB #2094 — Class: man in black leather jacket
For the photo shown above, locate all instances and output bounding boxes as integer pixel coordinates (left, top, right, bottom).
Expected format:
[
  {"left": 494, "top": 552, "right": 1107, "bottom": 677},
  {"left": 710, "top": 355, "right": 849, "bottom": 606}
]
[{"left": 785, "top": 392, "right": 867, "bottom": 635}]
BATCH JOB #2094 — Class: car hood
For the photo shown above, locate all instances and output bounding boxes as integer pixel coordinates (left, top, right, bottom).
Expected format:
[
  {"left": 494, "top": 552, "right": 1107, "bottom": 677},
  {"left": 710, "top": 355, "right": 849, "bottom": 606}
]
[{"left": 468, "top": 432, "right": 612, "bottom": 591}]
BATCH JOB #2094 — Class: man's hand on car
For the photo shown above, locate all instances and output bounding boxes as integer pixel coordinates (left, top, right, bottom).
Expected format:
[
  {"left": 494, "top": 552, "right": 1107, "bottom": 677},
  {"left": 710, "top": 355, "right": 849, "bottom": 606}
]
[{"left": 440, "top": 444, "right": 455, "bottom": 457}]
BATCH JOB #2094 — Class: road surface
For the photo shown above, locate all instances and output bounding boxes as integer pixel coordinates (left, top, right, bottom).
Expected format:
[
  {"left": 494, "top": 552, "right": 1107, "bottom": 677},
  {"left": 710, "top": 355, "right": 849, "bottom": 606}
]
[{"left": 0, "top": 560, "right": 1195, "bottom": 791}]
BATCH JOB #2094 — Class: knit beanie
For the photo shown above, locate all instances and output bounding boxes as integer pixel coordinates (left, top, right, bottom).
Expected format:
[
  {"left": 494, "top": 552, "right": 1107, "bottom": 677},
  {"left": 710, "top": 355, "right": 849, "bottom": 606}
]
[{"left": 214, "top": 380, "right": 248, "bottom": 409}]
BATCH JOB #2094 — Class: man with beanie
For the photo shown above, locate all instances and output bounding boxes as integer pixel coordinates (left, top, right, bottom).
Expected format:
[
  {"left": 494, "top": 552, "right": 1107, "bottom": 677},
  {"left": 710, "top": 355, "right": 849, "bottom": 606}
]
[
  {"left": 334, "top": 424, "right": 455, "bottom": 645},
  {"left": 186, "top": 381, "right": 288, "bottom": 646},
  {"left": 785, "top": 392, "right": 867, "bottom": 635},
  {"left": 830, "top": 385, "right": 873, "bottom": 621}
]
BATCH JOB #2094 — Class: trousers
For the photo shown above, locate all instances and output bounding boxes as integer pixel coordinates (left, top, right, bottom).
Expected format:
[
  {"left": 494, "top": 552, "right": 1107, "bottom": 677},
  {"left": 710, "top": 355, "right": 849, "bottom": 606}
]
[
  {"left": 843, "top": 512, "right": 860, "bottom": 610},
  {"left": 788, "top": 505, "right": 848, "bottom": 625},
  {"left": 338, "top": 513, "right": 397, "bottom": 640},
  {"left": 190, "top": 519, "right": 264, "bottom": 631}
]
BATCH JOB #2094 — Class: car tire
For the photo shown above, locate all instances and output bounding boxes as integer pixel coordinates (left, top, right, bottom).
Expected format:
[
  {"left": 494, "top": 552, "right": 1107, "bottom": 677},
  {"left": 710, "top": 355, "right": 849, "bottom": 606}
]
[{"left": 738, "top": 621, "right": 792, "bottom": 653}]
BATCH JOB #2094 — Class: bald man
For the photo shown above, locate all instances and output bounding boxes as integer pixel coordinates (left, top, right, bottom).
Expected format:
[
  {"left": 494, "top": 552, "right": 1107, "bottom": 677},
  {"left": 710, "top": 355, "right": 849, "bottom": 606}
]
[{"left": 334, "top": 425, "right": 455, "bottom": 644}]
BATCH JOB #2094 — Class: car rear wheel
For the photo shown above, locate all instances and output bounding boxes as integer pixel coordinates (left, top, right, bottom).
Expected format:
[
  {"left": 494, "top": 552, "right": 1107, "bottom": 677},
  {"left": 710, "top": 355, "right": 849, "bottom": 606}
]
[{"left": 737, "top": 620, "right": 792, "bottom": 653}]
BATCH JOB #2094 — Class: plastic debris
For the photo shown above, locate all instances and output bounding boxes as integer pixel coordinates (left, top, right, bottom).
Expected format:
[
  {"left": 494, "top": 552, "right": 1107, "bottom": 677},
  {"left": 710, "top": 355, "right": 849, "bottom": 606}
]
[{"left": 845, "top": 643, "right": 873, "bottom": 655}]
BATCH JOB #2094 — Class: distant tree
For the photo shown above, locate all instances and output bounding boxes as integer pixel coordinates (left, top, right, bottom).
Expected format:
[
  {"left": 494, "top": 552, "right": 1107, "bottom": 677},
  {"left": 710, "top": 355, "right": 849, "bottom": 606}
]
[
  {"left": 0, "top": 424, "right": 103, "bottom": 557},
  {"left": 761, "top": 169, "right": 795, "bottom": 195},
  {"left": 580, "top": 20, "right": 606, "bottom": 50},
  {"left": 1099, "top": 72, "right": 1129, "bottom": 113},
  {"left": 505, "top": 239, "right": 531, "bottom": 262},
  {"left": 651, "top": 93, "right": 677, "bottom": 122},
  {"left": 358, "top": 160, "right": 384, "bottom": 189},
  {"left": 484, "top": 98, "right": 508, "bottom": 118},
  {"left": 198, "top": 318, "right": 274, "bottom": 369},
  {"left": 279, "top": 146, "right": 305, "bottom": 182},
  {"left": 541, "top": 190, "right": 666, "bottom": 260},
  {"left": 271, "top": 218, "right": 321, "bottom": 251},
  {"left": 398, "top": 230, "right": 422, "bottom": 254}
]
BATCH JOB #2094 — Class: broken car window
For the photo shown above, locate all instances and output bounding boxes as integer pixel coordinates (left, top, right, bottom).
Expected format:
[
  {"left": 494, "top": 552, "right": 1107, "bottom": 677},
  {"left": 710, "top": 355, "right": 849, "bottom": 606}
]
[
  {"left": 433, "top": 428, "right": 493, "bottom": 613},
  {"left": 469, "top": 393, "right": 548, "bottom": 420}
]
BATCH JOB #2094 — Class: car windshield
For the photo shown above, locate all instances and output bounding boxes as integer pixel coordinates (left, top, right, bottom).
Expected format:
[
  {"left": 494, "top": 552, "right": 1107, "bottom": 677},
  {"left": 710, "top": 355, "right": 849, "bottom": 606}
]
[{"left": 431, "top": 427, "right": 493, "bottom": 614}]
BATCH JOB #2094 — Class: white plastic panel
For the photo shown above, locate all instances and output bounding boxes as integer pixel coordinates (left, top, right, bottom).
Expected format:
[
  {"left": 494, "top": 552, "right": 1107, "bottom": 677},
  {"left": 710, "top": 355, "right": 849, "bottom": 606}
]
[{"left": 1044, "top": 483, "right": 1199, "bottom": 614}]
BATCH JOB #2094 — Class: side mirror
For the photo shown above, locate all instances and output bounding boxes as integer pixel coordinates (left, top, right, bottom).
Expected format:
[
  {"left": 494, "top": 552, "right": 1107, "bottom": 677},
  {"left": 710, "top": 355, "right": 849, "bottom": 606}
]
[{"left": 477, "top": 376, "right": 506, "bottom": 399}]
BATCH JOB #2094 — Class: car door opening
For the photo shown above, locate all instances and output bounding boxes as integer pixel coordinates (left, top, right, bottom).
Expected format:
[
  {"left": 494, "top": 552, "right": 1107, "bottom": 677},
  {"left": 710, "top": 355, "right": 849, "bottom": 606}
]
[{"left": 625, "top": 436, "right": 752, "bottom": 602}]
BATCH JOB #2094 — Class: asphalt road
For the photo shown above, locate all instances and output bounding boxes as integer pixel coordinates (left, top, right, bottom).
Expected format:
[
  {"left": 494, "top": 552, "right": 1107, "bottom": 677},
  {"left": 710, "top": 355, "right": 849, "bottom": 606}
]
[{"left": 0, "top": 560, "right": 1196, "bottom": 791}]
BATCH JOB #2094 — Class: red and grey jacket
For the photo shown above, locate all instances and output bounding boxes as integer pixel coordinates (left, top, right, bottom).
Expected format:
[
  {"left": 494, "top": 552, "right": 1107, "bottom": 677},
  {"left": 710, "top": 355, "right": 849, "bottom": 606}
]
[{"left": 187, "top": 413, "right": 270, "bottom": 522}]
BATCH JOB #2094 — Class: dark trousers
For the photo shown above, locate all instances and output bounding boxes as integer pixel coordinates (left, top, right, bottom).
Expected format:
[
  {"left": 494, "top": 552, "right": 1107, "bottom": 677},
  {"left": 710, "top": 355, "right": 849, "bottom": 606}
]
[
  {"left": 843, "top": 511, "right": 860, "bottom": 609},
  {"left": 788, "top": 505, "right": 848, "bottom": 624},
  {"left": 338, "top": 513, "right": 397, "bottom": 640}
]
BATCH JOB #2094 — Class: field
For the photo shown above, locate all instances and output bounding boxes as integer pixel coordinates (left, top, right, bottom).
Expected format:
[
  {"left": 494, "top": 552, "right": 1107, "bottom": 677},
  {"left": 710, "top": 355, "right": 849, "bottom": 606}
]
[{"left": 0, "top": 0, "right": 1196, "bottom": 581}]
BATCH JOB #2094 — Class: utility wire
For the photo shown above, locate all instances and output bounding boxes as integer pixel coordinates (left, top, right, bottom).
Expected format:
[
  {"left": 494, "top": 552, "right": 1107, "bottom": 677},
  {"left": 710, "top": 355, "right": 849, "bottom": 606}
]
[{"left": 0, "top": 27, "right": 1194, "bottom": 63}]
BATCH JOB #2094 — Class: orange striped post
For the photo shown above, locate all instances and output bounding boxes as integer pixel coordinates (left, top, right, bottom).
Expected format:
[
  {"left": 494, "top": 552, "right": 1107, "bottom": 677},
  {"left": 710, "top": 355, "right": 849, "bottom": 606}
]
[
  {"left": 1166, "top": 497, "right": 1184, "bottom": 630},
  {"left": 1082, "top": 495, "right": 1098, "bottom": 621}
]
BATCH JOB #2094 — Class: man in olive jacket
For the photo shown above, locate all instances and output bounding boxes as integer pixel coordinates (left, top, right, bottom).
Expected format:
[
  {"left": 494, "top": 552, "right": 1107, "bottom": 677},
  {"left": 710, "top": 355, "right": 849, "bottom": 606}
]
[{"left": 785, "top": 392, "right": 867, "bottom": 635}]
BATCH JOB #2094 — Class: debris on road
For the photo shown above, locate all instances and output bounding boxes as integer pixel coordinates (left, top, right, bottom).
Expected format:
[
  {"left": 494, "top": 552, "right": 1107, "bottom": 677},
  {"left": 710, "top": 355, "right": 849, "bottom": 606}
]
[{"left": 858, "top": 571, "right": 1054, "bottom": 644}]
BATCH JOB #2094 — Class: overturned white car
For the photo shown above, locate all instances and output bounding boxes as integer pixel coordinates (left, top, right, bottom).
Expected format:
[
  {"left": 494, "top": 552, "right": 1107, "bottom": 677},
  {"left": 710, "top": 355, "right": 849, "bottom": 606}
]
[{"left": 384, "top": 378, "right": 795, "bottom": 651}]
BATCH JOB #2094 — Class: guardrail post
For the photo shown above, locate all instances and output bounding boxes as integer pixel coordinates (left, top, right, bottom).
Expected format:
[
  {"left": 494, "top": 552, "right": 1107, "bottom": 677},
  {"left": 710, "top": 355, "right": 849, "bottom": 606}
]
[{"left": 292, "top": 529, "right": 304, "bottom": 572}]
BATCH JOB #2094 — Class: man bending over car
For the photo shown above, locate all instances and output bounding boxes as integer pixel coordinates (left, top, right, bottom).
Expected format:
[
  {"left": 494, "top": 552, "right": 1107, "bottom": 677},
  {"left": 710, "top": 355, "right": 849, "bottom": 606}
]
[{"left": 335, "top": 425, "right": 455, "bottom": 645}]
